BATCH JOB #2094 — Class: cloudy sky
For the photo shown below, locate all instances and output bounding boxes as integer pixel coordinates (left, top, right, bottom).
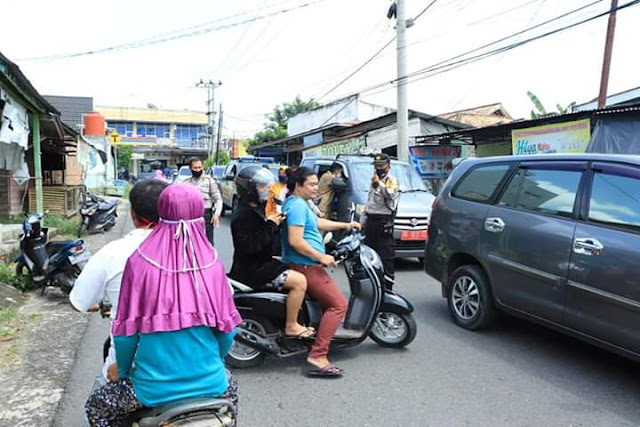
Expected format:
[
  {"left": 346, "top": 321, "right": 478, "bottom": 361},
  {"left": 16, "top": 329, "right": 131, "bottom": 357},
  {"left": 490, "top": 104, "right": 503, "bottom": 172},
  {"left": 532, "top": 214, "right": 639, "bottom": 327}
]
[{"left": 1, "top": 0, "right": 638, "bottom": 138}]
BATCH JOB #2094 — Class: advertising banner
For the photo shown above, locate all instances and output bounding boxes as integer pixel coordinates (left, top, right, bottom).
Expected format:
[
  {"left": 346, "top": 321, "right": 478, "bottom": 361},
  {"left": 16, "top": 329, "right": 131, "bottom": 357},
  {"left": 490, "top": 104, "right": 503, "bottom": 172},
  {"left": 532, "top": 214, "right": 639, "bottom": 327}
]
[
  {"left": 512, "top": 119, "right": 591, "bottom": 155},
  {"left": 409, "top": 145, "right": 461, "bottom": 179}
]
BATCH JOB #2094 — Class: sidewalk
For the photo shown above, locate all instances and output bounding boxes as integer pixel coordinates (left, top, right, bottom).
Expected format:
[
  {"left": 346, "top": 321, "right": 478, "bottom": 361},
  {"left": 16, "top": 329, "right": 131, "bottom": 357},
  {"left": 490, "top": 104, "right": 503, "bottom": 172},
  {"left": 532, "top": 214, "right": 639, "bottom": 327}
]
[{"left": 0, "top": 200, "right": 131, "bottom": 427}]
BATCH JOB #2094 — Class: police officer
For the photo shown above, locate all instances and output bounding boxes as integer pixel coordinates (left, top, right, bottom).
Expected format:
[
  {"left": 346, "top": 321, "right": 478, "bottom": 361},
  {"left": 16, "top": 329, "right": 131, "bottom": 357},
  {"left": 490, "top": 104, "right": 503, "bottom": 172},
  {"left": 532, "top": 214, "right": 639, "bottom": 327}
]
[{"left": 363, "top": 153, "right": 399, "bottom": 291}]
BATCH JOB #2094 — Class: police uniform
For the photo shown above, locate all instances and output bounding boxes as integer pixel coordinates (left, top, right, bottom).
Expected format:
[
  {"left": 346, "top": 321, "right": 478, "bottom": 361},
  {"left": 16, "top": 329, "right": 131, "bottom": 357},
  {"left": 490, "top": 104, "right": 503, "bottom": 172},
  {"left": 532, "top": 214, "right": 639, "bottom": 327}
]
[{"left": 363, "top": 155, "right": 399, "bottom": 290}]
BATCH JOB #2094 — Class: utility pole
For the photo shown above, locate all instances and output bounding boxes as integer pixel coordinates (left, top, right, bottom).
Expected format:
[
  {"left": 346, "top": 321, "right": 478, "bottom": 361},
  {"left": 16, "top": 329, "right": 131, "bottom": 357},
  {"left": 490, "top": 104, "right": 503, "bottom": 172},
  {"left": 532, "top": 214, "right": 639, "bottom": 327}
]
[
  {"left": 396, "top": 0, "right": 409, "bottom": 162},
  {"left": 196, "top": 79, "right": 222, "bottom": 158},
  {"left": 597, "top": 0, "right": 618, "bottom": 109},
  {"left": 215, "top": 104, "right": 223, "bottom": 165}
]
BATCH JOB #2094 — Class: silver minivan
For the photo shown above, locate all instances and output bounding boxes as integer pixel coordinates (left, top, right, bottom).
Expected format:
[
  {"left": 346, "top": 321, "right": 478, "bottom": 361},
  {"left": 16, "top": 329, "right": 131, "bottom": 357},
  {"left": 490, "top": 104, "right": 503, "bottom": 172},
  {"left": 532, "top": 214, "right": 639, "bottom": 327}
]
[
  {"left": 301, "top": 155, "right": 434, "bottom": 259},
  {"left": 425, "top": 154, "right": 640, "bottom": 361}
]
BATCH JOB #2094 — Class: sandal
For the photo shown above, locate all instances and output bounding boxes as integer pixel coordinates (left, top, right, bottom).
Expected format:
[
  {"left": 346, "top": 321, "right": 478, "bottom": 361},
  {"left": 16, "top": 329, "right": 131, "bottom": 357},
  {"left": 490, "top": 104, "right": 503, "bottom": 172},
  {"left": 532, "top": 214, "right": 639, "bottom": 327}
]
[
  {"left": 306, "top": 363, "right": 343, "bottom": 378},
  {"left": 285, "top": 326, "right": 315, "bottom": 339}
]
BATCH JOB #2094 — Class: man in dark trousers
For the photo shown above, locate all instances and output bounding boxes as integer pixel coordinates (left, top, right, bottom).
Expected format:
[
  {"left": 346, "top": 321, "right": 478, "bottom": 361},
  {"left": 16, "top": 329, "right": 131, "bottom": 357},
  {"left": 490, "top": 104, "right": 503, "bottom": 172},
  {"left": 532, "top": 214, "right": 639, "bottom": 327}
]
[{"left": 363, "top": 153, "right": 399, "bottom": 291}]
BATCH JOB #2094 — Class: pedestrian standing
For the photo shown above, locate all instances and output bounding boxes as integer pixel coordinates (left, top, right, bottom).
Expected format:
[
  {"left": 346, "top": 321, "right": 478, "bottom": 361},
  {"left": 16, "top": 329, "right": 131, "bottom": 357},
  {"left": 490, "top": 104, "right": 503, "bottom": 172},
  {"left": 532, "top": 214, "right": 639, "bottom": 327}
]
[
  {"left": 317, "top": 162, "right": 343, "bottom": 218},
  {"left": 185, "top": 157, "right": 223, "bottom": 245},
  {"left": 363, "top": 153, "right": 399, "bottom": 291}
]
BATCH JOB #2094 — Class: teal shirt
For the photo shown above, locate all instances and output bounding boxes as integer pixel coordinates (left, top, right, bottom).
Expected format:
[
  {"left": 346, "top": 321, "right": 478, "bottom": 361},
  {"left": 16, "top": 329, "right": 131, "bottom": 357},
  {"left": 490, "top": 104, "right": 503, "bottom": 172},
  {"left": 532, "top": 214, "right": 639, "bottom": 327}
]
[
  {"left": 114, "top": 326, "right": 235, "bottom": 407},
  {"left": 281, "top": 195, "right": 325, "bottom": 266}
]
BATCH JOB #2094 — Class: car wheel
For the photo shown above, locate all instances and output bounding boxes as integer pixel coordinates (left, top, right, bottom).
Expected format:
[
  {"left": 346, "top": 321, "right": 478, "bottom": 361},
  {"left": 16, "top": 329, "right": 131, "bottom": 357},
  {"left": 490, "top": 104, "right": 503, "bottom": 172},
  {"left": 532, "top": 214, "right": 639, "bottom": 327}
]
[{"left": 447, "top": 265, "right": 497, "bottom": 330}]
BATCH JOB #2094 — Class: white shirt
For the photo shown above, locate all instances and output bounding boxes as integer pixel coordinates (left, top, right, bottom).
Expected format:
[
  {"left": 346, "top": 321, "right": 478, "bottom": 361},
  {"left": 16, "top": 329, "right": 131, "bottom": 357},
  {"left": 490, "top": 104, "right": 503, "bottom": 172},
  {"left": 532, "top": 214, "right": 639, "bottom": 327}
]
[{"left": 69, "top": 228, "right": 153, "bottom": 380}]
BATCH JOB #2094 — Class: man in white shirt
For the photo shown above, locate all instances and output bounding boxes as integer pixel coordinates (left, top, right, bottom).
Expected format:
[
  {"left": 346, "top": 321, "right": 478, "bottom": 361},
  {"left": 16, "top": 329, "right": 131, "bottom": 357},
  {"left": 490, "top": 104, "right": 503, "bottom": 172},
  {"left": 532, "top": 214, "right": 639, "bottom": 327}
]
[{"left": 69, "top": 179, "right": 169, "bottom": 388}]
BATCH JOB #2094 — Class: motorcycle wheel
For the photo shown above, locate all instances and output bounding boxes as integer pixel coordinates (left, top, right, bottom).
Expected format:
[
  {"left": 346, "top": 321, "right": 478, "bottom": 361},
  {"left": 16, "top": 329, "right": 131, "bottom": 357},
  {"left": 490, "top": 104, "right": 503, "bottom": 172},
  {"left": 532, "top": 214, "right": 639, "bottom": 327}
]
[
  {"left": 226, "top": 313, "right": 272, "bottom": 369},
  {"left": 368, "top": 308, "right": 417, "bottom": 348},
  {"left": 14, "top": 261, "right": 34, "bottom": 290}
]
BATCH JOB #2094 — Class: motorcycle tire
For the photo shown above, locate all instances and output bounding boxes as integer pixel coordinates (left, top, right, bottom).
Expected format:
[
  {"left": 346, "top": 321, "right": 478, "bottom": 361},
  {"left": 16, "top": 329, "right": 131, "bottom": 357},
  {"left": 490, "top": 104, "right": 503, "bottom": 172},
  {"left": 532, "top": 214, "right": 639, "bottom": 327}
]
[
  {"left": 368, "top": 308, "right": 417, "bottom": 349},
  {"left": 14, "top": 261, "right": 34, "bottom": 290},
  {"left": 226, "top": 313, "right": 273, "bottom": 369}
]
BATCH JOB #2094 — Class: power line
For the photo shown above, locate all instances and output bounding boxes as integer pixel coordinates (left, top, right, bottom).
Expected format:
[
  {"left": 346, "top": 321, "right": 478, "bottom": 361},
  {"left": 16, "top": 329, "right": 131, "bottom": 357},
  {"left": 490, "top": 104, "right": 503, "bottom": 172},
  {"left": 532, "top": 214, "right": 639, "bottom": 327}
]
[
  {"left": 340, "top": 0, "right": 616, "bottom": 100},
  {"left": 318, "top": 0, "right": 440, "bottom": 102},
  {"left": 467, "top": 0, "right": 543, "bottom": 26},
  {"left": 18, "top": 0, "right": 328, "bottom": 62}
]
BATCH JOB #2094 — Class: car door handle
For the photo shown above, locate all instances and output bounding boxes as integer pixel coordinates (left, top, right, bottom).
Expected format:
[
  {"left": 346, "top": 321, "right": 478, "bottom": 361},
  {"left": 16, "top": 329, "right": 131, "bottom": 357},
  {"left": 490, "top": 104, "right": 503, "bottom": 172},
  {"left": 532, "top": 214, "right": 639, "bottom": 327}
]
[
  {"left": 484, "top": 217, "right": 505, "bottom": 233},
  {"left": 573, "top": 238, "right": 604, "bottom": 256}
]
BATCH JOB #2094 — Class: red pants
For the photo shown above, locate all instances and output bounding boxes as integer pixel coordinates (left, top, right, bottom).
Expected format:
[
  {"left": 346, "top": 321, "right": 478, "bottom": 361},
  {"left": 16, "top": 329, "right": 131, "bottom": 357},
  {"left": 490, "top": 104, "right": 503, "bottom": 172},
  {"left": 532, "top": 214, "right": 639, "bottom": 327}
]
[{"left": 290, "top": 264, "right": 347, "bottom": 359}]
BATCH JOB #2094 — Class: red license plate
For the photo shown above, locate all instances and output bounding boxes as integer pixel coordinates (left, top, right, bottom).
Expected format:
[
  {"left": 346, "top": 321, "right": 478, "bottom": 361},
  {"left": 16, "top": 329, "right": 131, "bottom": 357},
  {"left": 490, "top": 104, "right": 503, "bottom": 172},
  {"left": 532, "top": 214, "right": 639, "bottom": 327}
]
[{"left": 400, "top": 230, "right": 427, "bottom": 241}]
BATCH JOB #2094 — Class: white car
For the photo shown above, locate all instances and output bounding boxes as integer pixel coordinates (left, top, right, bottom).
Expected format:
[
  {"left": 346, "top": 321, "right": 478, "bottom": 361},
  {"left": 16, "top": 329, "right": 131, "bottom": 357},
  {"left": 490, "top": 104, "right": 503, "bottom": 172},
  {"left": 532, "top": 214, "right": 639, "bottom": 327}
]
[{"left": 175, "top": 166, "right": 192, "bottom": 183}]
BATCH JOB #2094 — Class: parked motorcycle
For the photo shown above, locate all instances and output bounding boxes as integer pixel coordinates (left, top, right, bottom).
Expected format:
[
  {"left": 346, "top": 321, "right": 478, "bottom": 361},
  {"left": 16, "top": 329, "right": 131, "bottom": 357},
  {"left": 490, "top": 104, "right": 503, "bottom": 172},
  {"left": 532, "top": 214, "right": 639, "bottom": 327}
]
[
  {"left": 226, "top": 219, "right": 417, "bottom": 368},
  {"left": 78, "top": 193, "right": 119, "bottom": 237},
  {"left": 15, "top": 212, "right": 91, "bottom": 294}
]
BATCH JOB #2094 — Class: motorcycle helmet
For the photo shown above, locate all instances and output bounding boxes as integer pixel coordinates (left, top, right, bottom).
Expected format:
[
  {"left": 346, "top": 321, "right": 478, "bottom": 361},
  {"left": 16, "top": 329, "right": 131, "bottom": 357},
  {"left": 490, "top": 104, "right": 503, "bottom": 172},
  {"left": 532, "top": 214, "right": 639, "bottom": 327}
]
[{"left": 235, "top": 165, "right": 276, "bottom": 204}]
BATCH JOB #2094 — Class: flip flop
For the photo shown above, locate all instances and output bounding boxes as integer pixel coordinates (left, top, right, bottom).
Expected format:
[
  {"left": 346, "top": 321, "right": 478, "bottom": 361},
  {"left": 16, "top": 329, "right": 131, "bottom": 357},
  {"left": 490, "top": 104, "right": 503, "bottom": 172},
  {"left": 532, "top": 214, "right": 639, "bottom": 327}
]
[
  {"left": 306, "top": 363, "right": 343, "bottom": 378},
  {"left": 285, "top": 327, "right": 315, "bottom": 339}
]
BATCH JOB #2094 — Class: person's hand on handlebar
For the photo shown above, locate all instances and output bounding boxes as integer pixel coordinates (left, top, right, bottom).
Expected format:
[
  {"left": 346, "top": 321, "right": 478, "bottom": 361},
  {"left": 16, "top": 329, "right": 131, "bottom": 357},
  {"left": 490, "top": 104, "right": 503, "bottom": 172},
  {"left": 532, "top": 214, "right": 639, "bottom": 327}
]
[
  {"left": 319, "top": 254, "right": 337, "bottom": 268},
  {"left": 344, "top": 221, "right": 362, "bottom": 231}
]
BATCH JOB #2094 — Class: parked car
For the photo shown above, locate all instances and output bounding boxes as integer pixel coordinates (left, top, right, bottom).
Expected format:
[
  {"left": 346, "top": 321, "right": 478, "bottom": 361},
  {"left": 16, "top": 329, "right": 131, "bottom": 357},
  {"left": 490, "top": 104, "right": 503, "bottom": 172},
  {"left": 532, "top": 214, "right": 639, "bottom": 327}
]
[
  {"left": 218, "top": 157, "right": 282, "bottom": 215},
  {"left": 175, "top": 165, "right": 192, "bottom": 183},
  {"left": 424, "top": 153, "right": 640, "bottom": 361},
  {"left": 208, "top": 165, "right": 226, "bottom": 184},
  {"left": 301, "top": 155, "right": 434, "bottom": 260}
]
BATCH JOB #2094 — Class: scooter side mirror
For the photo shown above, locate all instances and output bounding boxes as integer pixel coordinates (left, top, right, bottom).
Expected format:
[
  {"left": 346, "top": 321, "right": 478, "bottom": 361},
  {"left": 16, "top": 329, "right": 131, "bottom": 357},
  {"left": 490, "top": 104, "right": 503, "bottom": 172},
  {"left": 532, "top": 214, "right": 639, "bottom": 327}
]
[{"left": 323, "top": 232, "right": 333, "bottom": 245}]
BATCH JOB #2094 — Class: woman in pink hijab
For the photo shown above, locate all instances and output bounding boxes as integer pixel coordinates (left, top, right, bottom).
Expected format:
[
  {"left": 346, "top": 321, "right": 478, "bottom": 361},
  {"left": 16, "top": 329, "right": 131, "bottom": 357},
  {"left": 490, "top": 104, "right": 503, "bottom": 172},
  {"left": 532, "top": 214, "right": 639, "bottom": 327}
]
[{"left": 85, "top": 184, "right": 242, "bottom": 426}]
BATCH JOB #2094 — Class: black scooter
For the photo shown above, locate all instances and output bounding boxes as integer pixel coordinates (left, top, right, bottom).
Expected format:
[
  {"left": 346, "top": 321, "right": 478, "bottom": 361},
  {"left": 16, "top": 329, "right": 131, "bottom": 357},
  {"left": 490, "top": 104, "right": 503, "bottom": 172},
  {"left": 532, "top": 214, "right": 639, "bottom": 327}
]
[
  {"left": 15, "top": 212, "right": 90, "bottom": 294},
  {"left": 78, "top": 193, "right": 119, "bottom": 237},
  {"left": 226, "top": 224, "right": 417, "bottom": 368}
]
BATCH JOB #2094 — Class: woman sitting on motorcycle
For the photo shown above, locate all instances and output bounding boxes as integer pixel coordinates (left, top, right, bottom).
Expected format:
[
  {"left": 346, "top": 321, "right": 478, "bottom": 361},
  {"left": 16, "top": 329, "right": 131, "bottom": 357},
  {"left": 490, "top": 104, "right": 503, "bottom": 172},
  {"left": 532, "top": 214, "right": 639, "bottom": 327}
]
[
  {"left": 85, "top": 184, "right": 242, "bottom": 427},
  {"left": 229, "top": 165, "right": 314, "bottom": 339}
]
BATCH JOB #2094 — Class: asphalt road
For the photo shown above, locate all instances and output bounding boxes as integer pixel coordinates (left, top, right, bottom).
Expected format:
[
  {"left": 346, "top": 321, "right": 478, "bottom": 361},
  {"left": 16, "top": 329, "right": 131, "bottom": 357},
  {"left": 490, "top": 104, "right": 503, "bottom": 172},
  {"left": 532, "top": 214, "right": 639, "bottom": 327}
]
[{"left": 55, "top": 215, "right": 640, "bottom": 426}]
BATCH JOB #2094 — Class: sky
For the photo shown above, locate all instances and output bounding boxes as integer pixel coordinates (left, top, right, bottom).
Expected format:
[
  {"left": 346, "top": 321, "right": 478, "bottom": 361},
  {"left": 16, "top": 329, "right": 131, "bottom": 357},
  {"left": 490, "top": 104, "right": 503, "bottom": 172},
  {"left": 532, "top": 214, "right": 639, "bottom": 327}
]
[{"left": 1, "top": 0, "right": 638, "bottom": 139}]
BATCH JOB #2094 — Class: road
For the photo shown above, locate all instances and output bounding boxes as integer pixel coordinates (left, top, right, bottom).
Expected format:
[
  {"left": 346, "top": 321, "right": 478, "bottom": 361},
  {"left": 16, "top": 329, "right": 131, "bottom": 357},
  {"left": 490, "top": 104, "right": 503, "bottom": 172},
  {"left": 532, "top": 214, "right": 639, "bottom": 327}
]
[{"left": 55, "top": 215, "right": 640, "bottom": 426}]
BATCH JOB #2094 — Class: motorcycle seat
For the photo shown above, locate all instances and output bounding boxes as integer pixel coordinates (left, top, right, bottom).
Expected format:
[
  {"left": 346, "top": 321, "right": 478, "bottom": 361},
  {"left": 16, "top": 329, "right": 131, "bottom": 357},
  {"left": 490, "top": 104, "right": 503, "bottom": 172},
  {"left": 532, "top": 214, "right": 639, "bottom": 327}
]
[
  {"left": 46, "top": 240, "right": 74, "bottom": 253},
  {"left": 98, "top": 200, "right": 118, "bottom": 211},
  {"left": 135, "top": 397, "right": 234, "bottom": 427}
]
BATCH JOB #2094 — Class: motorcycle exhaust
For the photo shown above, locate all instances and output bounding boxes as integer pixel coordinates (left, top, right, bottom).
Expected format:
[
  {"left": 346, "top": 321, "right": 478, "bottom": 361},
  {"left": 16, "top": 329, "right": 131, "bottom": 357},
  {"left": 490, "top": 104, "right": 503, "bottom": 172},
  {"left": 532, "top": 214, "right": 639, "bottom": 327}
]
[{"left": 235, "top": 326, "right": 280, "bottom": 355}]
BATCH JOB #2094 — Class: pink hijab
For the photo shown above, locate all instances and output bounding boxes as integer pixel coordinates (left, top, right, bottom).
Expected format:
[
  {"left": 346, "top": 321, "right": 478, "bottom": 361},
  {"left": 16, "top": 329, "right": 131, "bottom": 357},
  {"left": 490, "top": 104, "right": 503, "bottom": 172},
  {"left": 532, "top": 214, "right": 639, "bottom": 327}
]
[{"left": 112, "top": 184, "right": 241, "bottom": 337}]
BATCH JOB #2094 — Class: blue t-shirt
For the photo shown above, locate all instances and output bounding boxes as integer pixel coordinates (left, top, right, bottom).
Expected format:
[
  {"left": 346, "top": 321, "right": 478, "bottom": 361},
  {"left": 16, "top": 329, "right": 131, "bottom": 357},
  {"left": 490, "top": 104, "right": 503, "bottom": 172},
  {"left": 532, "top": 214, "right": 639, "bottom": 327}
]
[{"left": 281, "top": 196, "right": 325, "bottom": 266}]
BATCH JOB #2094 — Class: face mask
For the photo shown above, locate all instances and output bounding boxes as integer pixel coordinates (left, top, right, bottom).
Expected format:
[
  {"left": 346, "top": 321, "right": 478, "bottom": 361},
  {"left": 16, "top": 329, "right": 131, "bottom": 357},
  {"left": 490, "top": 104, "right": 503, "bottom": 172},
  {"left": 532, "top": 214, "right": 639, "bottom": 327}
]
[
  {"left": 191, "top": 170, "right": 203, "bottom": 178},
  {"left": 278, "top": 175, "right": 287, "bottom": 184},
  {"left": 376, "top": 169, "right": 387, "bottom": 178},
  {"left": 258, "top": 187, "right": 270, "bottom": 202}
]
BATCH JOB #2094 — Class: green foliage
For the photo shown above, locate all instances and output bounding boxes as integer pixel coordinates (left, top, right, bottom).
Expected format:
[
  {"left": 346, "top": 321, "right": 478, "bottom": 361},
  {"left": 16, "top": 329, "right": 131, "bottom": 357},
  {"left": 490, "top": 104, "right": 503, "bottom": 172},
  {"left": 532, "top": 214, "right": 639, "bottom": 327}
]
[
  {"left": 527, "top": 91, "right": 576, "bottom": 119},
  {"left": 117, "top": 145, "right": 133, "bottom": 169},
  {"left": 44, "top": 214, "right": 81, "bottom": 238},
  {"left": 248, "top": 96, "right": 320, "bottom": 148},
  {"left": 204, "top": 150, "right": 231, "bottom": 169},
  {"left": 0, "top": 264, "right": 28, "bottom": 291}
]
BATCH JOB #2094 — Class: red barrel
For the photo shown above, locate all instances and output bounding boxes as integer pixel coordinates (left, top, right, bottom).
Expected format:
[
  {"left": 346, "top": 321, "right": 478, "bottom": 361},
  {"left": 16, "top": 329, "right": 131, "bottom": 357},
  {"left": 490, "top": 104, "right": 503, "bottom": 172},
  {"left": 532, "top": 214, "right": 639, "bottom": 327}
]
[{"left": 84, "top": 111, "right": 106, "bottom": 136}]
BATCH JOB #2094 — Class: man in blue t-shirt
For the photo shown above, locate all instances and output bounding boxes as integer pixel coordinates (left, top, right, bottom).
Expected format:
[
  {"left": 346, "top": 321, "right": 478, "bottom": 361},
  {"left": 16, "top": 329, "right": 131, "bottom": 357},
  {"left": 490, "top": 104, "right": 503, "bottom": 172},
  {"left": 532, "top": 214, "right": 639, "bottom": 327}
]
[{"left": 281, "top": 167, "right": 360, "bottom": 377}]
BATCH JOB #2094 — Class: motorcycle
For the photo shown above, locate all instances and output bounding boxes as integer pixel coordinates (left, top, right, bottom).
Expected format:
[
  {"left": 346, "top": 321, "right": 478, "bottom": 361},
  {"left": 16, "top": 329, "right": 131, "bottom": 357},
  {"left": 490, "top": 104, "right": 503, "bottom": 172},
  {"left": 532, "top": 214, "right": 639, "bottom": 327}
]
[
  {"left": 78, "top": 193, "right": 119, "bottom": 237},
  {"left": 226, "top": 215, "right": 417, "bottom": 368},
  {"left": 15, "top": 212, "right": 91, "bottom": 294},
  {"left": 130, "top": 398, "right": 235, "bottom": 426}
]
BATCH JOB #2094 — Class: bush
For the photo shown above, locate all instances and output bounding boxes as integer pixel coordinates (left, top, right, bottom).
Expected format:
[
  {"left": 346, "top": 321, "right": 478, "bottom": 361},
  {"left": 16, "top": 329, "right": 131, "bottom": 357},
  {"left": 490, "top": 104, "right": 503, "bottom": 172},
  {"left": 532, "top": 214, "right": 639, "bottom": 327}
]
[
  {"left": 0, "top": 263, "right": 28, "bottom": 291},
  {"left": 43, "top": 214, "right": 80, "bottom": 237}
]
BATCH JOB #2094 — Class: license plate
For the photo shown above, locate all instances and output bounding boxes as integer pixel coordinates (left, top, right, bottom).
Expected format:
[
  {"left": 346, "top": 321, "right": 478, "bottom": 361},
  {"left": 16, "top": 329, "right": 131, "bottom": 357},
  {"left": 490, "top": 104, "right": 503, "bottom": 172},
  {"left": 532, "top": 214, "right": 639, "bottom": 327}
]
[
  {"left": 69, "top": 251, "right": 91, "bottom": 265},
  {"left": 400, "top": 230, "right": 427, "bottom": 241}
]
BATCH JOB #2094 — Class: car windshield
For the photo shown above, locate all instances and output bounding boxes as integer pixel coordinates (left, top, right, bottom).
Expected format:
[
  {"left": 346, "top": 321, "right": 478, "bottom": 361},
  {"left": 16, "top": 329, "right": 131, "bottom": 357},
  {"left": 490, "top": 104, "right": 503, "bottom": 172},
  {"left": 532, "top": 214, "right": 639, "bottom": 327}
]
[
  {"left": 179, "top": 167, "right": 191, "bottom": 176},
  {"left": 351, "top": 161, "right": 427, "bottom": 192}
]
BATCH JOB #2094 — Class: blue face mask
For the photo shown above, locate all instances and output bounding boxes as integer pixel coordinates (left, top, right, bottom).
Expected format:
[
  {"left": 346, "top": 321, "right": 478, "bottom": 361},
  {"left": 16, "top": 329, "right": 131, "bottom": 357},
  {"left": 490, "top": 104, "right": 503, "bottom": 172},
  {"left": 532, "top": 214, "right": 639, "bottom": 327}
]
[
  {"left": 258, "top": 187, "right": 270, "bottom": 202},
  {"left": 278, "top": 175, "right": 287, "bottom": 183}
]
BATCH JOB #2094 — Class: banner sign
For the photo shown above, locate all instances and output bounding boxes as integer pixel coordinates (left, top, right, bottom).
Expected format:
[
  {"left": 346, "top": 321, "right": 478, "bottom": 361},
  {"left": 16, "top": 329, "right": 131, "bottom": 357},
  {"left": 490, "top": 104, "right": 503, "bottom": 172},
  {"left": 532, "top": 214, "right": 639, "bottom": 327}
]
[
  {"left": 409, "top": 145, "right": 461, "bottom": 179},
  {"left": 512, "top": 119, "right": 591, "bottom": 155},
  {"left": 303, "top": 137, "right": 365, "bottom": 157}
]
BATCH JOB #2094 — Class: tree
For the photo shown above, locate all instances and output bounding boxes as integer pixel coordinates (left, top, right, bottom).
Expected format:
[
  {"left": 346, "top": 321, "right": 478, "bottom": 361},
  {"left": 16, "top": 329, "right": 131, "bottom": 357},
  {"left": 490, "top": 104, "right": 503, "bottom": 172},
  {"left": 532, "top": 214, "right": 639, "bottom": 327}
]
[
  {"left": 527, "top": 91, "right": 576, "bottom": 119},
  {"left": 116, "top": 145, "right": 133, "bottom": 170},
  {"left": 204, "top": 150, "right": 230, "bottom": 169},
  {"left": 248, "top": 96, "right": 320, "bottom": 148}
]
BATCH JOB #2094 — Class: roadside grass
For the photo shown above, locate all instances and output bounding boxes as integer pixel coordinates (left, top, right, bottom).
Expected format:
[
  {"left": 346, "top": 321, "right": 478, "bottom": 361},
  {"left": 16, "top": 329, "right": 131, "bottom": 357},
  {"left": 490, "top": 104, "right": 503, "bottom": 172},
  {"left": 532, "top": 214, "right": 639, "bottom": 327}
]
[
  {"left": 0, "top": 213, "right": 80, "bottom": 239},
  {"left": 0, "top": 307, "right": 41, "bottom": 370},
  {"left": 0, "top": 263, "right": 29, "bottom": 291}
]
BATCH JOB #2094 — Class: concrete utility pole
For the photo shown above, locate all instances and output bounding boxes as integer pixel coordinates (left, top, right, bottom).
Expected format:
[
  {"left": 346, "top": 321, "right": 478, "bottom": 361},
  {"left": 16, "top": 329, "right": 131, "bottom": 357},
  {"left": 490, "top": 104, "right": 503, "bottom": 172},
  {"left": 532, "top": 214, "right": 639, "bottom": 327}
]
[
  {"left": 396, "top": 0, "right": 409, "bottom": 162},
  {"left": 215, "top": 104, "right": 223, "bottom": 165},
  {"left": 196, "top": 79, "right": 222, "bottom": 158},
  {"left": 597, "top": 0, "right": 618, "bottom": 109}
]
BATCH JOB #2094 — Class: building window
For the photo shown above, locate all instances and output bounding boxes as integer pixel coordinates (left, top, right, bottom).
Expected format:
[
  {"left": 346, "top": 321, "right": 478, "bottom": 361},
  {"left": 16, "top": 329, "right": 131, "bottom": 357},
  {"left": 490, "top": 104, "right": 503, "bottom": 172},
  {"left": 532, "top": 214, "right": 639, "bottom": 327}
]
[
  {"left": 107, "top": 121, "right": 133, "bottom": 137},
  {"left": 175, "top": 124, "right": 206, "bottom": 147}
]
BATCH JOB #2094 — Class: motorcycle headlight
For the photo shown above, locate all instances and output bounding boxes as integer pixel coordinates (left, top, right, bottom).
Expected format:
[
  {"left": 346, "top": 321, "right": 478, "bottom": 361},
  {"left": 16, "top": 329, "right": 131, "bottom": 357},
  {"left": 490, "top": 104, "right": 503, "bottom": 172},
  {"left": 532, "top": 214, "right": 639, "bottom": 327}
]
[{"left": 361, "top": 245, "right": 383, "bottom": 270}]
